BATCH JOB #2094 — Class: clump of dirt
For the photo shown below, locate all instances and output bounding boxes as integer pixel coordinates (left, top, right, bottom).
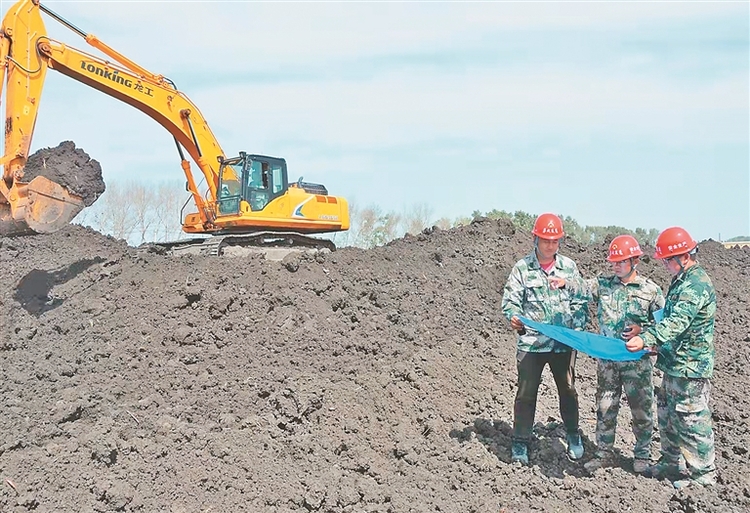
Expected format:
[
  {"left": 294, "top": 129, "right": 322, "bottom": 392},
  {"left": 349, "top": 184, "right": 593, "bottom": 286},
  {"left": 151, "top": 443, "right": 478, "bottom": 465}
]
[
  {"left": 0, "top": 218, "right": 748, "bottom": 513},
  {"left": 23, "top": 141, "right": 105, "bottom": 206}
]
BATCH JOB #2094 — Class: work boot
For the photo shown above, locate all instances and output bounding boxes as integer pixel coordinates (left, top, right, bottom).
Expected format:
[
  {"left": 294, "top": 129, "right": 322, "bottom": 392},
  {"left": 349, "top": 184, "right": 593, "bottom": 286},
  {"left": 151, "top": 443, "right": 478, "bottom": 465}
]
[
  {"left": 566, "top": 432, "right": 584, "bottom": 460},
  {"left": 511, "top": 441, "right": 529, "bottom": 465},
  {"left": 583, "top": 451, "right": 615, "bottom": 473},
  {"left": 672, "top": 473, "right": 716, "bottom": 490},
  {"left": 646, "top": 459, "right": 682, "bottom": 480},
  {"left": 633, "top": 458, "right": 651, "bottom": 475}
]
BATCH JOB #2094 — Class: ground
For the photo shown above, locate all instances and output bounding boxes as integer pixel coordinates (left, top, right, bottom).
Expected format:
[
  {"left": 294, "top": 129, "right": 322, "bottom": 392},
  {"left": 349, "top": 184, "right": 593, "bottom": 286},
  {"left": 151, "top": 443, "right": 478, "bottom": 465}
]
[{"left": 0, "top": 218, "right": 748, "bottom": 513}]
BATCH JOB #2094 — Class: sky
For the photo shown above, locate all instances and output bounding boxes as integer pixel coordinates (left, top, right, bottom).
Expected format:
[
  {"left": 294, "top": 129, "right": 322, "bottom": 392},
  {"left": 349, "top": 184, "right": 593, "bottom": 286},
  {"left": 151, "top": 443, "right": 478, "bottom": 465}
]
[{"left": 5, "top": 0, "right": 748, "bottom": 241}]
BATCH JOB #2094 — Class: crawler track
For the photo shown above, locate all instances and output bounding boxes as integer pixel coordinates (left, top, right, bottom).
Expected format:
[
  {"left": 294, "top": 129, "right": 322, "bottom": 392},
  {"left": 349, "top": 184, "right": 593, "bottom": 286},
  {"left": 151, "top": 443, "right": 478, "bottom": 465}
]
[{"left": 157, "top": 231, "right": 336, "bottom": 256}]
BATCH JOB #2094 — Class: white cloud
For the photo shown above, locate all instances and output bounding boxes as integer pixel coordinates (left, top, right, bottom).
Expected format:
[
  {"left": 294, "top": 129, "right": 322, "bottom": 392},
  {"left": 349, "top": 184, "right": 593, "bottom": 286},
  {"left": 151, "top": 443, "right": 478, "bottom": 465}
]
[
  {"left": 39, "top": 1, "right": 747, "bottom": 73},
  {"left": 188, "top": 68, "right": 747, "bottom": 152}
]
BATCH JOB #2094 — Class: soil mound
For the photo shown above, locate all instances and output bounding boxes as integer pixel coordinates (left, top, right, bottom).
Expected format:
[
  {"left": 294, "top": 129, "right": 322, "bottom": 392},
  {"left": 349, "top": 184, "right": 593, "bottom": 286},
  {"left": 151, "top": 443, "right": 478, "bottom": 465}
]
[
  {"left": 23, "top": 141, "right": 106, "bottom": 206},
  {"left": 0, "top": 219, "right": 748, "bottom": 512}
]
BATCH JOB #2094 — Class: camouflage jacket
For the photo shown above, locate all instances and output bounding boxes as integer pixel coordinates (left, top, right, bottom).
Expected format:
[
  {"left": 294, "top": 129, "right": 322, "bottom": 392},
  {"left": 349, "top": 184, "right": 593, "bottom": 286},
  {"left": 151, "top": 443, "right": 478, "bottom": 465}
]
[
  {"left": 641, "top": 264, "right": 716, "bottom": 378},
  {"left": 588, "top": 274, "right": 665, "bottom": 340},
  {"left": 501, "top": 251, "right": 588, "bottom": 353}
]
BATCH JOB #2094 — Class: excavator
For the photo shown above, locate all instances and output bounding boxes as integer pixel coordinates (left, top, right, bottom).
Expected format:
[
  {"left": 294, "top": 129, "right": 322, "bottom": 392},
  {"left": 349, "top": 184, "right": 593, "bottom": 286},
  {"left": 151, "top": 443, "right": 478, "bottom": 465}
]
[{"left": 0, "top": 0, "right": 349, "bottom": 254}]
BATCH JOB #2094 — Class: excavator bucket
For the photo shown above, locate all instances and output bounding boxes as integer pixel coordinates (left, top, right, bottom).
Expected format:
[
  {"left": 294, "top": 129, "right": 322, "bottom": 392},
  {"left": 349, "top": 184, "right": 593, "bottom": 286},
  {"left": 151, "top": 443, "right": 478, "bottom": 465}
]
[{"left": 0, "top": 176, "right": 84, "bottom": 236}]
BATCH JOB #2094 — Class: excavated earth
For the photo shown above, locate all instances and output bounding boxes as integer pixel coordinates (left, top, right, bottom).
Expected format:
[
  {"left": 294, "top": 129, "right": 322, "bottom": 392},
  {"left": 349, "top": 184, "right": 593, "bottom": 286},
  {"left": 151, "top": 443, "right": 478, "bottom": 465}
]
[
  {"left": 23, "top": 141, "right": 105, "bottom": 207},
  {"left": 0, "top": 219, "right": 749, "bottom": 513}
]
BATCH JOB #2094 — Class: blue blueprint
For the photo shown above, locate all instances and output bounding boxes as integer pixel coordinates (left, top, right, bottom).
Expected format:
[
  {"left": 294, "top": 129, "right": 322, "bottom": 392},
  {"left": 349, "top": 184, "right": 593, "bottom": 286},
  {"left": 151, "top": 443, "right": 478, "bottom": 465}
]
[{"left": 518, "top": 316, "right": 650, "bottom": 361}]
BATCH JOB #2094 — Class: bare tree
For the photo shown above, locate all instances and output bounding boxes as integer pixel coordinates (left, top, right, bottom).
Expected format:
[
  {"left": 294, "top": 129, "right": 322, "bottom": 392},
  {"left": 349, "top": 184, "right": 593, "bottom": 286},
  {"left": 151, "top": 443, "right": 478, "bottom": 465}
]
[
  {"left": 379, "top": 211, "right": 402, "bottom": 243},
  {"left": 151, "top": 181, "right": 188, "bottom": 242},
  {"left": 355, "top": 205, "right": 381, "bottom": 248},
  {"left": 72, "top": 203, "right": 95, "bottom": 228},
  {"left": 90, "top": 182, "right": 137, "bottom": 241},
  {"left": 402, "top": 202, "right": 434, "bottom": 235},
  {"left": 343, "top": 203, "right": 402, "bottom": 248},
  {"left": 435, "top": 217, "right": 452, "bottom": 230},
  {"left": 332, "top": 202, "right": 359, "bottom": 248},
  {"left": 129, "top": 182, "right": 155, "bottom": 245},
  {"left": 73, "top": 180, "right": 189, "bottom": 244}
]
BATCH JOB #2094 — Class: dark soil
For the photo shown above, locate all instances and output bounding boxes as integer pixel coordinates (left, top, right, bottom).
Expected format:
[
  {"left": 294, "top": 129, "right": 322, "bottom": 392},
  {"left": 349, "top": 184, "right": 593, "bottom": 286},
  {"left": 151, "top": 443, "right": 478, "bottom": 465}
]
[
  {"left": 23, "top": 141, "right": 105, "bottom": 206},
  {"left": 0, "top": 218, "right": 748, "bottom": 513}
]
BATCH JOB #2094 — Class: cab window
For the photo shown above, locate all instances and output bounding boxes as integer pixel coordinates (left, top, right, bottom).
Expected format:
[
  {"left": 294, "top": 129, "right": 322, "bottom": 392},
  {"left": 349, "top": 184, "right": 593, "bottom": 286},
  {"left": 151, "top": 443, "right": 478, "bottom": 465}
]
[
  {"left": 242, "top": 157, "right": 287, "bottom": 212},
  {"left": 247, "top": 161, "right": 263, "bottom": 189},
  {"left": 271, "top": 164, "right": 283, "bottom": 194},
  {"left": 218, "top": 163, "right": 241, "bottom": 215}
]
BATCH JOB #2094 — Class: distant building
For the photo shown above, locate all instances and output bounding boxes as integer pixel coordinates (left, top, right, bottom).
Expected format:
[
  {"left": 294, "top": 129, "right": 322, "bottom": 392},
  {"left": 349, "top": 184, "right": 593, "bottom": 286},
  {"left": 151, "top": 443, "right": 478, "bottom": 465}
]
[{"left": 722, "top": 240, "right": 750, "bottom": 249}]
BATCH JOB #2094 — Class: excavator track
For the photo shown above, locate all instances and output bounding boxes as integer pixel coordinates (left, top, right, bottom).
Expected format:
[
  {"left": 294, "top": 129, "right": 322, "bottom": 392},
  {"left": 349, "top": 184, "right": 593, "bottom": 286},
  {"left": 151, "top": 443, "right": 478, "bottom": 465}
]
[{"left": 155, "top": 232, "right": 336, "bottom": 257}]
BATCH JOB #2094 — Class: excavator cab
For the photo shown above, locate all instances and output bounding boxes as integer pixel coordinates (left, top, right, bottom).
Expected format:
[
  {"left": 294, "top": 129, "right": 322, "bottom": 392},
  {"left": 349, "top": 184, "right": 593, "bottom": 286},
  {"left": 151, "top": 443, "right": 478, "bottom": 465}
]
[
  {"left": 204, "top": 152, "right": 349, "bottom": 236},
  {"left": 216, "top": 153, "right": 287, "bottom": 216}
]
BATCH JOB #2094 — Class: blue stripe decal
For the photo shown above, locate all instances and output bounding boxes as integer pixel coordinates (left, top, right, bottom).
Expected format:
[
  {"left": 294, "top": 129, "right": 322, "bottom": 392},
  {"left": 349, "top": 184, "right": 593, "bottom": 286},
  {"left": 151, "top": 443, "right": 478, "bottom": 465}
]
[{"left": 293, "top": 197, "right": 314, "bottom": 218}]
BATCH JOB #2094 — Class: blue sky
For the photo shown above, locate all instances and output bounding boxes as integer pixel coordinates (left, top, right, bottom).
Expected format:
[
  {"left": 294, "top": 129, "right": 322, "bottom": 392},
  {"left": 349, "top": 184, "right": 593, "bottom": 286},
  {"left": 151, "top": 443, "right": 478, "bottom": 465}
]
[{"left": 12, "top": 0, "right": 750, "bottom": 241}]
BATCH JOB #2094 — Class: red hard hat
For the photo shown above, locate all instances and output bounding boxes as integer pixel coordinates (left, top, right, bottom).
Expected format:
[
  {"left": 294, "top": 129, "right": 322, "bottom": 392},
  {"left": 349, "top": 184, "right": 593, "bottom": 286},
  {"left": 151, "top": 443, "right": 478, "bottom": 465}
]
[
  {"left": 531, "top": 213, "right": 564, "bottom": 240},
  {"left": 607, "top": 235, "right": 643, "bottom": 262},
  {"left": 654, "top": 227, "right": 697, "bottom": 259}
]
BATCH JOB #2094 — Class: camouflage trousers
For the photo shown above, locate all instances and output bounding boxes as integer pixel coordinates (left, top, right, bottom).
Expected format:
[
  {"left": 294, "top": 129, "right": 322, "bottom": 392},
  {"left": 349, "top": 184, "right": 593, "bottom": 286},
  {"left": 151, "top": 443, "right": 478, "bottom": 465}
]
[
  {"left": 657, "top": 375, "right": 716, "bottom": 479},
  {"left": 595, "top": 357, "right": 654, "bottom": 459}
]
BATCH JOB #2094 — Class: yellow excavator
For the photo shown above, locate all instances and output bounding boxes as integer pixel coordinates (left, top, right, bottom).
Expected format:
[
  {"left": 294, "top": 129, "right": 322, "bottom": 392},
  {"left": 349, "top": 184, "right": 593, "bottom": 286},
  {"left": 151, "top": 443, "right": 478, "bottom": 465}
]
[{"left": 0, "top": 0, "right": 349, "bottom": 253}]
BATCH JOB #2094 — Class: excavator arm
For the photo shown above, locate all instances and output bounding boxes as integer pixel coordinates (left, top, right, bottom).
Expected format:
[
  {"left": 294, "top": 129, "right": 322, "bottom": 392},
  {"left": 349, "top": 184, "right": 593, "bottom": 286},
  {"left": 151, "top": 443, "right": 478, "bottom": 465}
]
[{"left": 0, "top": 0, "right": 228, "bottom": 235}]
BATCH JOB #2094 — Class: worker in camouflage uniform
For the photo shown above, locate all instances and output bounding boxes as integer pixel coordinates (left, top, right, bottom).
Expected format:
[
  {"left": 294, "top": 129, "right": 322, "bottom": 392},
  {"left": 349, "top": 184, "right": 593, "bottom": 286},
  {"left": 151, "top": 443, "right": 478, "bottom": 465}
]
[
  {"left": 501, "top": 213, "right": 589, "bottom": 465},
  {"left": 626, "top": 227, "right": 716, "bottom": 489},
  {"left": 583, "top": 235, "right": 665, "bottom": 475}
]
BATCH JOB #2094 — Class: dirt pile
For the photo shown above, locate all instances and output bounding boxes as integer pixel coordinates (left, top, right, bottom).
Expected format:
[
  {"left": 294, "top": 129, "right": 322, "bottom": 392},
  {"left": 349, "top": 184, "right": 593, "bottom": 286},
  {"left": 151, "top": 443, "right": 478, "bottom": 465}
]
[
  {"left": 0, "top": 219, "right": 748, "bottom": 513},
  {"left": 23, "top": 141, "right": 105, "bottom": 206}
]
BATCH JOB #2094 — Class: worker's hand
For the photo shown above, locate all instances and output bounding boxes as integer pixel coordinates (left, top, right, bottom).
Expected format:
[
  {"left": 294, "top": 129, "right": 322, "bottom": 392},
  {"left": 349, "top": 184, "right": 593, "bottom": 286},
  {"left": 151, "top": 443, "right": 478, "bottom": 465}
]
[
  {"left": 510, "top": 316, "right": 526, "bottom": 333},
  {"left": 548, "top": 276, "right": 566, "bottom": 290},
  {"left": 621, "top": 324, "right": 642, "bottom": 340},
  {"left": 625, "top": 335, "right": 645, "bottom": 352}
]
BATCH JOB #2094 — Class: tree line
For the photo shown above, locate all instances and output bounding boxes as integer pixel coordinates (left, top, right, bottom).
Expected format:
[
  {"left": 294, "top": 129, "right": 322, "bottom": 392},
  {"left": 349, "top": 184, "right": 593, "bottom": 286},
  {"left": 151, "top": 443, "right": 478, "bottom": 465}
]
[
  {"left": 476, "top": 209, "right": 661, "bottom": 247},
  {"left": 73, "top": 180, "right": 662, "bottom": 248}
]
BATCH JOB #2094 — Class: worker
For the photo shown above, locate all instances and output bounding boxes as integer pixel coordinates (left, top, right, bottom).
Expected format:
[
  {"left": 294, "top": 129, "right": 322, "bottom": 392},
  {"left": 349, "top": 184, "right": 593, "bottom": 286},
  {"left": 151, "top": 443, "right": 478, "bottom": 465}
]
[
  {"left": 501, "top": 213, "right": 588, "bottom": 465},
  {"left": 625, "top": 227, "right": 716, "bottom": 489},
  {"left": 583, "top": 235, "right": 664, "bottom": 475},
  {"left": 248, "top": 161, "right": 264, "bottom": 189}
]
